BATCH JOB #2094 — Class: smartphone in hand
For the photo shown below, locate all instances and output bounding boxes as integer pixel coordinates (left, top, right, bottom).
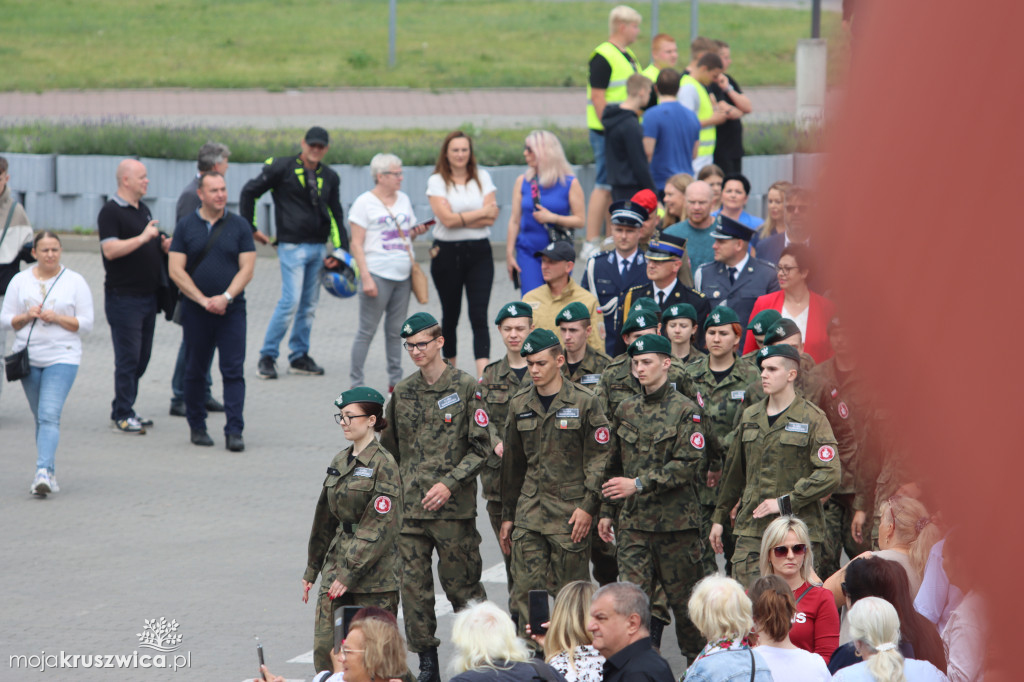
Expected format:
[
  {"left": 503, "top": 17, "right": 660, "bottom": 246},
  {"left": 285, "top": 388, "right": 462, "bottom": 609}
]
[
  {"left": 528, "top": 590, "right": 551, "bottom": 636},
  {"left": 256, "top": 640, "right": 266, "bottom": 681}
]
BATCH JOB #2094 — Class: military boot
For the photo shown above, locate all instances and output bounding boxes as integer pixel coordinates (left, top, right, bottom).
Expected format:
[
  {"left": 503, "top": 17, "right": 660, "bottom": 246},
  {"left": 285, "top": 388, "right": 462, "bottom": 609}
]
[
  {"left": 417, "top": 647, "right": 440, "bottom": 682},
  {"left": 649, "top": 617, "right": 669, "bottom": 651}
]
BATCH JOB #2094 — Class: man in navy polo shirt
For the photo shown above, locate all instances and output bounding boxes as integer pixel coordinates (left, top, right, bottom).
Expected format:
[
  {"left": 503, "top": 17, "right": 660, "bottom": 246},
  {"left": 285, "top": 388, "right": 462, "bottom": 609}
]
[{"left": 168, "top": 172, "right": 256, "bottom": 451}]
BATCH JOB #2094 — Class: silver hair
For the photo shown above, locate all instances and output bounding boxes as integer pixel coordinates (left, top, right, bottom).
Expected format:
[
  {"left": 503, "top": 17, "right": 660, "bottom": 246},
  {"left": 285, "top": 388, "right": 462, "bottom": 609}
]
[
  {"left": 197, "top": 142, "right": 231, "bottom": 172},
  {"left": 593, "top": 581, "right": 650, "bottom": 629},
  {"left": 370, "top": 153, "right": 403, "bottom": 182}
]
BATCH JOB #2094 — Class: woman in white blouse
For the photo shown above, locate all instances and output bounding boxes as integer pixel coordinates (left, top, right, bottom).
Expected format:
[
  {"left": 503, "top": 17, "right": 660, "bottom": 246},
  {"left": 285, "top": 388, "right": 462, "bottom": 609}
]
[
  {"left": 348, "top": 154, "right": 429, "bottom": 391},
  {"left": 1, "top": 231, "right": 93, "bottom": 497},
  {"left": 426, "top": 131, "right": 499, "bottom": 377}
]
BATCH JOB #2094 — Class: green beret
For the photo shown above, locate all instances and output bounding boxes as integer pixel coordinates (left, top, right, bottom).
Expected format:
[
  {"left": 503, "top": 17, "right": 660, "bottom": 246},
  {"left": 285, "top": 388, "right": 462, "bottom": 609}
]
[
  {"left": 662, "top": 303, "right": 697, "bottom": 323},
  {"left": 335, "top": 386, "right": 386, "bottom": 409},
  {"left": 495, "top": 301, "right": 533, "bottom": 325},
  {"left": 520, "top": 328, "right": 561, "bottom": 357},
  {"left": 749, "top": 309, "right": 783, "bottom": 336},
  {"left": 703, "top": 305, "right": 740, "bottom": 329},
  {"left": 628, "top": 334, "right": 672, "bottom": 356},
  {"left": 629, "top": 297, "right": 661, "bottom": 320},
  {"left": 764, "top": 318, "right": 802, "bottom": 345},
  {"left": 621, "top": 310, "right": 659, "bottom": 336},
  {"left": 401, "top": 312, "right": 439, "bottom": 338},
  {"left": 556, "top": 301, "right": 591, "bottom": 325},
  {"left": 756, "top": 343, "right": 802, "bottom": 368}
]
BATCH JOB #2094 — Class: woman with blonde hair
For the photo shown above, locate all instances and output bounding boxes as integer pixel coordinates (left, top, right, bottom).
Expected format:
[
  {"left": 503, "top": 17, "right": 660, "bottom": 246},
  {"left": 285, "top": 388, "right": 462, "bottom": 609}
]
[
  {"left": 832, "top": 597, "right": 948, "bottom": 681},
  {"left": 450, "top": 601, "right": 565, "bottom": 682},
  {"left": 537, "top": 581, "right": 604, "bottom": 682},
  {"left": 684, "top": 575, "right": 772, "bottom": 680},
  {"left": 751, "top": 180, "right": 792, "bottom": 251},
  {"left": 660, "top": 173, "right": 693, "bottom": 230},
  {"left": 697, "top": 164, "right": 725, "bottom": 212}
]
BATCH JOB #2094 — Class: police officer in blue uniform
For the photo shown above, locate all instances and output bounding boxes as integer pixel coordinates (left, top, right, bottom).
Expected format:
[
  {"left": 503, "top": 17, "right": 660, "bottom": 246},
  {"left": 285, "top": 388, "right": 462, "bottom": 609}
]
[{"left": 694, "top": 215, "right": 778, "bottom": 336}]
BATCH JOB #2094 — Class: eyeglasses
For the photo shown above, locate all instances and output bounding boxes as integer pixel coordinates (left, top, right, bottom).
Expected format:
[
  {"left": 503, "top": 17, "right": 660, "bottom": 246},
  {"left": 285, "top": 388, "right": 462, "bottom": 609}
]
[
  {"left": 403, "top": 339, "right": 437, "bottom": 352},
  {"left": 381, "top": 171, "right": 403, "bottom": 176},
  {"left": 340, "top": 647, "right": 364, "bottom": 657},
  {"left": 785, "top": 204, "right": 811, "bottom": 214},
  {"left": 335, "top": 413, "right": 371, "bottom": 426},
  {"left": 771, "top": 543, "right": 807, "bottom": 558},
  {"left": 776, "top": 265, "right": 801, "bottom": 275}
]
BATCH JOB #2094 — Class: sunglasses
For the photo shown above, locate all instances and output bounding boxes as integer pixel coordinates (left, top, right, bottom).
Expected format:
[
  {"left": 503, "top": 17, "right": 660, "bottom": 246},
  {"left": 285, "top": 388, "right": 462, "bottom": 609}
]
[{"left": 772, "top": 543, "right": 807, "bottom": 558}]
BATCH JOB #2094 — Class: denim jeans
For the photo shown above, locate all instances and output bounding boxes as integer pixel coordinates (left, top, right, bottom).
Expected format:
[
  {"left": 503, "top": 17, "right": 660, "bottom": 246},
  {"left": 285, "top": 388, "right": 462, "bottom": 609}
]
[
  {"left": 21, "top": 363, "right": 79, "bottom": 473},
  {"left": 260, "top": 242, "right": 325, "bottom": 362},
  {"left": 105, "top": 292, "right": 157, "bottom": 420},
  {"left": 171, "top": 332, "right": 214, "bottom": 405},
  {"left": 181, "top": 299, "right": 246, "bottom": 435},
  {"left": 349, "top": 273, "right": 410, "bottom": 388}
]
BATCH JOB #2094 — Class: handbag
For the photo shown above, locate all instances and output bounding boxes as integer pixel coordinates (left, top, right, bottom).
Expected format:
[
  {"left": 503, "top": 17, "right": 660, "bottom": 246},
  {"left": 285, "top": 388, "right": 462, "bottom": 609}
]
[
  {"left": 385, "top": 203, "right": 429, "bottom": 305},
  {"left": 530, "top": 178, "right": 573, "bottom": 244},
  {"left": 5, "top": 267, "right": 67, "bottom": 382},
  {"left": 170, "top": 220, "right": 230, "bottom": 324}
]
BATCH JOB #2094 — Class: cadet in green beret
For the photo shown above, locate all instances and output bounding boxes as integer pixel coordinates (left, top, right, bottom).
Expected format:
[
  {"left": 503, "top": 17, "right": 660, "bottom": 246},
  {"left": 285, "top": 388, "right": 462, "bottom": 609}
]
[
  {"left": 662, "top": 303, "right": 704, "bottom": 364},
  {"left": 477, "top": 301, "right": 536, "bottom": 609},
  {"left": 556, "top": 301, "right": 612, "bottom": 389},
  {"left": 737, "top": 309, "right": 783, "bottom": 367},
  {"left": 710, "top": 343, "right": 840, "bottom": 588},
  {"left": 682, "top": 306, "right": 760, "bottom": 575},
  {"left": 500, "top": 328, "right": 612, "bottom": 643},
  {"left": 598, "top": 333, "right": 710, "bottom": 658},
  {"left": 380, "top": 312, "right": 489, "bottom": 681},
  {"left": 304, "top": 387, "right": 404, "bottom": 673},
  {"left": 734, "top": 318, "right": 818, "bottom": 421}
]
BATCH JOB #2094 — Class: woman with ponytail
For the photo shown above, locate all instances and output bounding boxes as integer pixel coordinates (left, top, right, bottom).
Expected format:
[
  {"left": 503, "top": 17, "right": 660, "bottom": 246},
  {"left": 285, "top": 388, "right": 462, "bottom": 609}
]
[
  {"left": 832, "top": 597, "right": 948, "bottom": 681},
  {"left": 748, "top": 575, "right": 831, "bottom": 680}
]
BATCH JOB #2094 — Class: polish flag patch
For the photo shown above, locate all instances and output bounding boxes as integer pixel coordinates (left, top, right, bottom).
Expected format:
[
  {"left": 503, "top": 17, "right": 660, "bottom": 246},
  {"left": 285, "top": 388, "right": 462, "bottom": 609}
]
[
  {"left": 595, "top": 427, "right": 610, "bottom": 444},
  {"left": 817, "top": 445, "right": 836, "bottom": 462},
  {"left": 474, "top": 409, "right": 489, "bottom": 427},
  {"left": 374, "top": 496, "right": 392, "bottom": 514},
  {"left": 690, "top": 432, "right": 705, "bottom": 449}
]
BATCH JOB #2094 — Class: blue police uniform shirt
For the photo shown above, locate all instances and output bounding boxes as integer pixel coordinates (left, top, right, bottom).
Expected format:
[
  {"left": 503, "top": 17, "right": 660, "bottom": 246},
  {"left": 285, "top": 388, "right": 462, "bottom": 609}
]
[{"left": 694, "top": 253, "right": 779, "bottom": 331}]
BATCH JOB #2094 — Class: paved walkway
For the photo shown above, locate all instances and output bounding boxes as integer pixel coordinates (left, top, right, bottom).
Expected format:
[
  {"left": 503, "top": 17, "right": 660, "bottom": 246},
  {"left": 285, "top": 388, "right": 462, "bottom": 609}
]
[{"left": 0, "top": 86, "right": 799, "bottom": 129}]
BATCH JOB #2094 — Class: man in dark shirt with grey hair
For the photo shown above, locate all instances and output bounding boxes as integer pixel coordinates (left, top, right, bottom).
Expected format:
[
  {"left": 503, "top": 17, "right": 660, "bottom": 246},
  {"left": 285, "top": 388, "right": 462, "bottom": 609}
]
[{"left": 588, "top": 581, "right": 674, "bottom": 682}]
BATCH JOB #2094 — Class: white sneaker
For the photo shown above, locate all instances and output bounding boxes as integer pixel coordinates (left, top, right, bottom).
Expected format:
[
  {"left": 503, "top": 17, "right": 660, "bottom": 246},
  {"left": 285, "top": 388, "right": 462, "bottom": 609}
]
[
  {"left": 31, "top": 468, "right": 51, "bottom": 496},
  {"left": 112, "top": 416, "right": 146, "bottom": 434},
  {"left": 48, "top": 472, "right": 60, "bottom": 493}
]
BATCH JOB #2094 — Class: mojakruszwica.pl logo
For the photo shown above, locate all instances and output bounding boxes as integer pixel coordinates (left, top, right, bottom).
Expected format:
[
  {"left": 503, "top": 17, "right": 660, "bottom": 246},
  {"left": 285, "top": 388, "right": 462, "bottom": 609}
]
[{"left": 9, "top": 617, "right": 191, "bottom": 672}]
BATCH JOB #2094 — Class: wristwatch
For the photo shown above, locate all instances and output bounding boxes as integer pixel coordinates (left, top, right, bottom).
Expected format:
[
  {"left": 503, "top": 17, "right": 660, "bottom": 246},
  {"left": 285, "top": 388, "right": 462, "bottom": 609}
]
[
  {"left": 223, "top": 291, "right": 234, "bottom": 304},
  {"left": 634, "top": 477, "right": 643, "bottom": 491}
]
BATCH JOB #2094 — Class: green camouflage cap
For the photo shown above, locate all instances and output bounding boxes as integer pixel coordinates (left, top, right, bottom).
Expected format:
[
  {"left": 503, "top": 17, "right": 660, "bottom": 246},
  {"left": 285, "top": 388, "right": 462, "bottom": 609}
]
[
  {"left": 764, "top": 318, "right": 802, "bottom": 345},
  {"left": 662, "top": 303, "right": 698, "bottom": 323},
  {"left": 628, "top": 334, "right": 672, "bottom": 356},
  {"left": 400, "top": 312, "right": 439, "bottom": 338},
  {"left": 629, "top": 296, "right": 662, "bottom": 320},
  {"left": 756, "top": 343, "right": 802, "bottom": 368},
  {"left": 749, "top": 309, "right": 783, "bottom": 336},
  {"left": 335, "top": 386, "right": 386, "bottom": 409},
  {"left": 703, "top": 305, "right": 740, "bottom": 329},
  {"left": 621, "top": 310, "right": 659, "bottom": 336},
  {"left": 556, "top": 301, "right": 591, "bottom": 325},
  {"left": 494, "top": 301, "right": 534, "bottom": 325},
  {"left": 520, "top": 328, "right": 561, "bottom": 357}
]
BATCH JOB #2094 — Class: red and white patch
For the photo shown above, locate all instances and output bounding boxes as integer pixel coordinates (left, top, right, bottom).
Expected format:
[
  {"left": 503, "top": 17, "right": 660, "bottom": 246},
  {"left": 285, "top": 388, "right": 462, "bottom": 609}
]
[
  {"left": 696, "top": 392, "right": 705, "bottom": 408},
  {"left": 474, "top": 408, "right": 489, "bottom": 427},
  {"left": 595, "top": 427, "right": 610, "bottom": 444},
  {"left": 817, "top": 445, "right": 836, "bottom": 462},
  {"left": 374, "top": 496, "right": 392, "bottom": 514},
  {"left": 837, "top": 401, "right": 849, "bottom": 419},
  {"left": 690, "top": 432, "right": 705, "bottom": 449}
]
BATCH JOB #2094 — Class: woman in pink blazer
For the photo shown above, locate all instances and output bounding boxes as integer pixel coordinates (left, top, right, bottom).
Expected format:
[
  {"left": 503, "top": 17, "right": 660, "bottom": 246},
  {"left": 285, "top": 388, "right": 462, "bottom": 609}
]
[{"left": 743, "top": 244, "right": 835, "bottom": 362}]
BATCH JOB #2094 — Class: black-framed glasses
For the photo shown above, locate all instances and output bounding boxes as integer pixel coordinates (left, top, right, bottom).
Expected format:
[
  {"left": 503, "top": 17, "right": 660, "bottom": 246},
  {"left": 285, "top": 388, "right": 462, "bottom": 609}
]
[
  {"left": 777, "top": 265, "right": 801, "bottom": 275},
  {"left": 403, "top": 339, "right": 436, "bottom": 352},
  {"left": 335, "top": 413, "right": 371, "bottom": 426},
  {"left": 771, "top": 543, "right": 807, "bottom": 558}
]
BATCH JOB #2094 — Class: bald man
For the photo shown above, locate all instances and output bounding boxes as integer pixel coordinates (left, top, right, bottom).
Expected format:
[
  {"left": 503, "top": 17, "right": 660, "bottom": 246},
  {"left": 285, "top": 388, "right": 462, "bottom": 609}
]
[
  {"left": 98, "top": 159, "right": 171, "bottom": 434},
  {"left": 662, "top": 180, "right": 717, "bottom": 272}
]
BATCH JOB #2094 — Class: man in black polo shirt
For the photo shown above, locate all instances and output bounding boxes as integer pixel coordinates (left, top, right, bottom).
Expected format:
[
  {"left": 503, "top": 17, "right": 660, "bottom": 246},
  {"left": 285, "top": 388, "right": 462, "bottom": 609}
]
[
  {"left": 168, "top": 172, "right": 256, "bottom": 451},
  {"left": 98, "top": 159, "right": 171, "bottom": 434},
  {"left": 588, "top": 582, "right": 674, "bottom": 682}
]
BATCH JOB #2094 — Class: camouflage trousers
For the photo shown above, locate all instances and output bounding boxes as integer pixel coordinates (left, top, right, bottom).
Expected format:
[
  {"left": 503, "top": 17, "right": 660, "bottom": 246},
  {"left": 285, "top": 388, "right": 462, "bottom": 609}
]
[
  {"left": 399, "top": 518, "right": 486, "bottom": 653},
  {"left": 313, "top": 589, "right": 398, "bottom": 673},
  {"left": 510, "top": 526, "right": 590, "bottom": 641},
  {"left": 819, "top": 494, "right": 871, "bottom": 579},
  {"left": 618, "top": 527, "right": 708, "bottom": 660},
  {"left": 731, "top": 534, "right": 824, "bottom": 590},
  {"left": 486, "top": 501, "right": 515, "bottom": 617}
]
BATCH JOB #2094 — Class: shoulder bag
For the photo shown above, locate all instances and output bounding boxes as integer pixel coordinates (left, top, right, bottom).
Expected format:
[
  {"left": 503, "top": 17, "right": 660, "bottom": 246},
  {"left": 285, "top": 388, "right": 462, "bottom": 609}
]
[
  {"left": 385, "top": 202, "right": 429, "bottom": 305},
  {"left": 5, "top": 267, "right": 67, "bottom": 382}
]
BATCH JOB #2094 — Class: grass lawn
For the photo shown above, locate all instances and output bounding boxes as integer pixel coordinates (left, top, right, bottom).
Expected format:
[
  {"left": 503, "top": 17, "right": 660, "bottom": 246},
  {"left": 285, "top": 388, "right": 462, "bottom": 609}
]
[{"left": 3, "top": 0, "right": 843, "bottom": 91}]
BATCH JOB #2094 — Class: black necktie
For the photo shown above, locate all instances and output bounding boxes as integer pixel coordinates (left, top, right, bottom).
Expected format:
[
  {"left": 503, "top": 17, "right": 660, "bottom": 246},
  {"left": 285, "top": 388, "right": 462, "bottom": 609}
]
[
  {"left": 657, "top": 291, "right": 665, "bottom": 307},
  {"left": 728, "top": 267, "right": 737, "bottom": 284}
]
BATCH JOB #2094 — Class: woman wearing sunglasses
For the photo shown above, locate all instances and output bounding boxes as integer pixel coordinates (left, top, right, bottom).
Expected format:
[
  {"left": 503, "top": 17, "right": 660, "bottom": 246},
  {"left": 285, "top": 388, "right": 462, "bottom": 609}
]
[
  {"left": 302, "top": 387, "right": 404, "bottom": 674},
  {"left": 758, "top": 516, "right": 840, "bottom": 663}
]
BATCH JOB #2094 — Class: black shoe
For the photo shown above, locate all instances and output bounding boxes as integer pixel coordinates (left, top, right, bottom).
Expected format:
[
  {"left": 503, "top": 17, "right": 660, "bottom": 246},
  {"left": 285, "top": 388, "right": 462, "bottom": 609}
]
[
  {"left": 134, "top": 414, "right": 155, "bottom": 427},
  {"left": 190, "top": 429, "right": 214, "bottom": 447},
  {"left": 169, "top": 402, "right": 186, "bottom": 417},
  {"left": 226, "top": 433, "right": 245, "bottom": 452},
  {"left": 257, "top": 355, "right": 277, "bottom": 379},
  {"left": 649, "top": 617, "right": 669, "bottom": 651},
  {"left": 205, "top": 397, "right": 225, "bottom": 412},
  {"left": 417, "top": 648, "right": 440, "bottom": 682},
  {"left": 289, "top": 353, "right": 324, "bottom": 375}
]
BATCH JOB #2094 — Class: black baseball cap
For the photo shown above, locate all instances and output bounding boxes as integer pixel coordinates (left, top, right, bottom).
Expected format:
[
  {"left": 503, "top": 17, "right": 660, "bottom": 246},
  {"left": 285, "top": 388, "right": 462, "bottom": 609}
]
[{"left": 305, "top": 126, "right": 330, "bottom": 146}]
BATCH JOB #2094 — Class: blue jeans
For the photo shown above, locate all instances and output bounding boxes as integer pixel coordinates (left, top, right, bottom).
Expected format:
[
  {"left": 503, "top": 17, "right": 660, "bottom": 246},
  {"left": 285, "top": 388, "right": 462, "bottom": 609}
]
[
  {"left": 182, "top": 299, "right": 246, "bottom": 435},
  {"left": 105, "top": 292, "right": 157, "bottom": 420},
  {"left": 261, "top": 242, "right": 325, "bottom": 361},
  {"left": 21, "top": 363, "right": 79, "bottom": 473},
  {"left": 589, "top": 128, "right": 610, "bottom": 190},
  {"left": 171, "top": 332, "right": 214, "bottom": 405}
]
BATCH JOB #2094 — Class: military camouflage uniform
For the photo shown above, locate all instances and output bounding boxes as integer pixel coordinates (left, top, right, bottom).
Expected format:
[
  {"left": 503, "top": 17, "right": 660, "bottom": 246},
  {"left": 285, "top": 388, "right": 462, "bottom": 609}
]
[
  {"left": 304, "top": 440, "right": 403, "bottom": 672},
  {"left": 380, "top": 364, "right": 490, "bottom": 653},
  {"left": 597, "top": 353, "right": 695, "bottom": 418},
  {"left": 713, "top": 396, "right": 841, "bottom": 588},
  {"left": 603, "top": 380, "right": 709, "bottom": 660},
  {"left": 501, "top": 379, "right": 611, "bottom": 639},
  {"left": 563, "top": 343, "right": 612, "bottom": 389},
  {"left": 684, "top": 354, "right": 760, "bottom": 575},
  {"left": 733, "top": 351, "right": 818, "bottom": 422}
]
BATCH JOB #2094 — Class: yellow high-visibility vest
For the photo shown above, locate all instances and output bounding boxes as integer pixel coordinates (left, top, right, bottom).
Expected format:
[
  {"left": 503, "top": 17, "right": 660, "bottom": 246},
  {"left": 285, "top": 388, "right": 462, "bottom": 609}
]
[
  {"left": 586, "top": 42, "right": 640, "bottom": 131},
  {"left": 681, "top": 73, "right": 717, "bottom": 157}
]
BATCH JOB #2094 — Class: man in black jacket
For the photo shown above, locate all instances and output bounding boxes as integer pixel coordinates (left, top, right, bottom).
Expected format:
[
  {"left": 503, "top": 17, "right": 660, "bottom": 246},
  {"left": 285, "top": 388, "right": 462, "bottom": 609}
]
[
  {"left": 589, "top": 582, "right": 674, "bottom": 682},
  {"left": 240, "top": 126, "right": 348, "bottom": 379},
  {"left": 601, "top": 74, "right": 656, "bottom": 202}
]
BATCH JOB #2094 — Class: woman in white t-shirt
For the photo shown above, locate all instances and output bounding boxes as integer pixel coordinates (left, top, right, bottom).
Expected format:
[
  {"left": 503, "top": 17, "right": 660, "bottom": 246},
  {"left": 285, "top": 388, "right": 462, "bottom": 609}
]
[
  {"left": 348, "top": 154, "right": 429, "bottom": 390},
  {"left": 1, "top": 231, "right": 93, "bottom": 497},
  {"left": 749, "top": 574, "right": 832, "bottom": 681},
  {"left": 426, "top": 131, "right": 499, "bottom": 377}
]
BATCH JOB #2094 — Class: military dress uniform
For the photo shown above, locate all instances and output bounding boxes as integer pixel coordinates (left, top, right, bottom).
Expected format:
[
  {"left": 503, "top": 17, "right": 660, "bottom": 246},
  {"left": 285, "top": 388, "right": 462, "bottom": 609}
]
[
  {"left": 380, "top": 363, "right": 490, "bottom": 653},
  {"left": 580, "top": 249, "right": 650, "bottom": 356},
  {"left": 564, "top": 343, "right": 612, "bottom": 388},
  {"left": 501, "top": 376, "right": 611, "bottom": 639},
  {"left": 619, "top": 281, "right": 711, "bottom": 350},
  {"left": 304, "top": 440, "right": 403, "bottom": 673},
  {"left": 694, "top": 256, "right": 779, "bottom": 336},
  {"left": 713, "top": 394, "right": 841, "bottom": 588},
  {"left": 604, "top": 376, "right": 710, "bottom": 660}
]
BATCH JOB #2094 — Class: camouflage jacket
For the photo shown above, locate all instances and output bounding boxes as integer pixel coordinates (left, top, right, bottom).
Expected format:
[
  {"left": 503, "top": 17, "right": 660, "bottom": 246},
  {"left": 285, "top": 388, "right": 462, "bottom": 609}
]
[
  {"left": 684, "top": 355, "right": 761, "bottom": 460},
  {"left": 603, "top": 380, "right": 705, "bottom": 532},
  {"left": 477, "top": 356, "right": 530, "bottom": 502},
  {"left": 713, "top": 396, "right": 840, "bottom": 542},
  {"left": 733, "top": 351, "right": 818, "bottom": 428},
  {"left": 805, "top": 358, "right": 867, "bottom": 496},
  {"left": 501, "top": 380, "right": 611, "bottom": 533},
  {"left": 596, "top": 353, "right": 694, "bottom": 418},
  {"left": 304, "top": 440, "right": 403, "bottom": 592},
  {"left": 563, "top": 343, "right": 612, "bottom": 389},
  {"left": 380, "top": 364, "right": 490, "bottom": 520}
]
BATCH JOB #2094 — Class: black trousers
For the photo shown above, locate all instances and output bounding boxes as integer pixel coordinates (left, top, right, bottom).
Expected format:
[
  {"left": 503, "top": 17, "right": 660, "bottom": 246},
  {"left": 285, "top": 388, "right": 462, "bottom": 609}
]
[{"left": 429, "top": 239, "right": 493, "bottom": 360}]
